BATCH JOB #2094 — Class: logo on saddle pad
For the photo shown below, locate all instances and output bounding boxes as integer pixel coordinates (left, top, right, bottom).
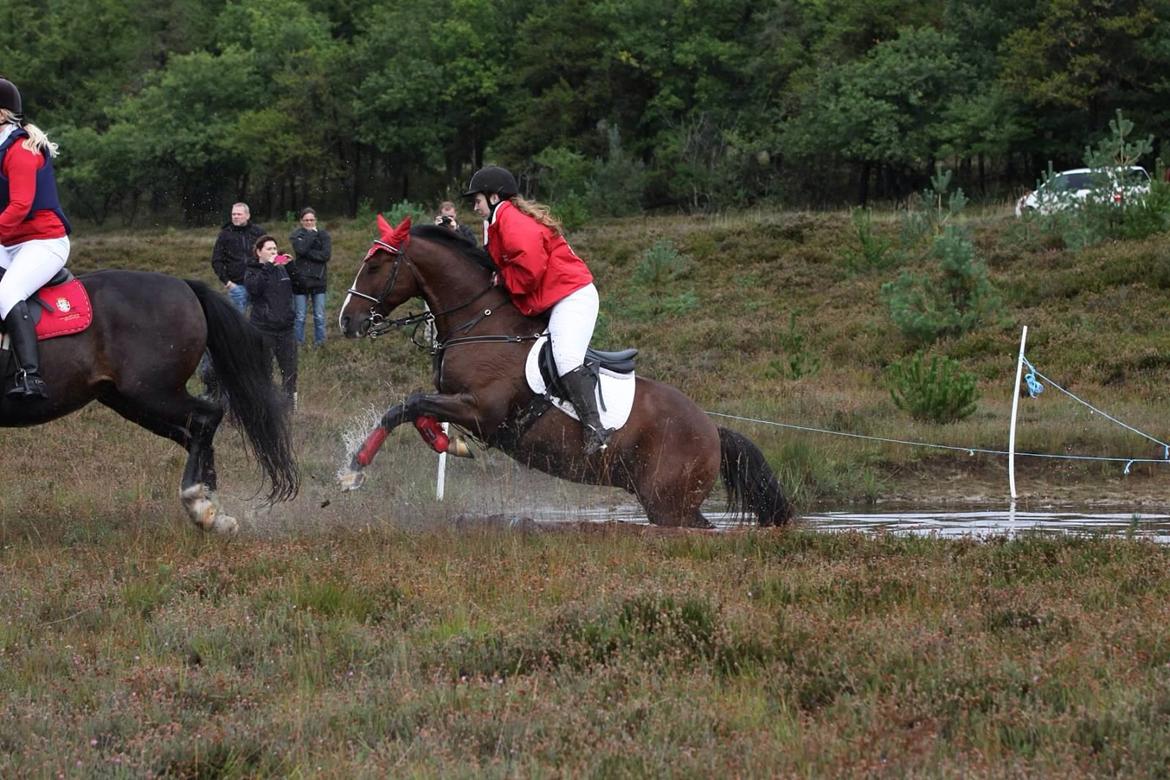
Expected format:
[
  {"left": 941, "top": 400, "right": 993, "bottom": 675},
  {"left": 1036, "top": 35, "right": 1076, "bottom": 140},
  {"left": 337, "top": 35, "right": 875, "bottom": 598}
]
[
  {"left": 524, "top": 335, "right": 637, "bottom": 431},
  {"left": 0, "top": 279, "right": 93, "bottom": 349}
]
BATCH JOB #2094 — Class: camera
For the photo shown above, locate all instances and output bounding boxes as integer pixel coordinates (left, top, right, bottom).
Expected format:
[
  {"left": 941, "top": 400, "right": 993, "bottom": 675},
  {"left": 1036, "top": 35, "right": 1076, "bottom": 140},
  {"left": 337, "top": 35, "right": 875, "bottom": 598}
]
[{"left": 438, "top": 215, "right": 454, "bottom": 226}]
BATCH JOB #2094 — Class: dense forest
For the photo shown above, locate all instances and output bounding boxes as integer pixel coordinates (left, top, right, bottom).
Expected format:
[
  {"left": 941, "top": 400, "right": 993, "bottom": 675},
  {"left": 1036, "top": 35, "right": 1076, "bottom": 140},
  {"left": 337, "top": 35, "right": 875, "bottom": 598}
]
[{"left": 4, "top": 0, "right": 1170, "bottom": 223}]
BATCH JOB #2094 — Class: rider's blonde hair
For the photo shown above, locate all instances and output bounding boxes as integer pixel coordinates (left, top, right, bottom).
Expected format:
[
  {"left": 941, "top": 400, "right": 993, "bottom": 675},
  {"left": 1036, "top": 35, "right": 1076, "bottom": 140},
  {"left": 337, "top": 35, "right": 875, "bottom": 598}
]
[
  {"left": 509, "top": 196, "right": 563, "bottom": 236},
  {"left": 0, "top": 109, "right": 59, "bottom": 158}
]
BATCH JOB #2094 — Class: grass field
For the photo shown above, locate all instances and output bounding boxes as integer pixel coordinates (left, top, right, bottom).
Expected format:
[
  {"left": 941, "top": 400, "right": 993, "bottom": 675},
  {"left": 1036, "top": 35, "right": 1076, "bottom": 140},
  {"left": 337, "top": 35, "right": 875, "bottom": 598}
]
[
  {"left": 5, "top": 524, "right": 1170, "bottom": 776},
  {"left": 3, "top": 206, "right": 1170, "bottom": 774}
]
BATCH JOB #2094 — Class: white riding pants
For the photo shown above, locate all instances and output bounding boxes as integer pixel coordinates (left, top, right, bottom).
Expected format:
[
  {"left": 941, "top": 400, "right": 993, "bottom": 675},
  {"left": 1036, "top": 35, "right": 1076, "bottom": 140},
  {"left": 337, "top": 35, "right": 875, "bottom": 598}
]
[
  {"left": 0, "top": 236, "right": 70, "bottom": 318},
  {"left": 548, "top": 282, "right": 599, "bottom": 376}
]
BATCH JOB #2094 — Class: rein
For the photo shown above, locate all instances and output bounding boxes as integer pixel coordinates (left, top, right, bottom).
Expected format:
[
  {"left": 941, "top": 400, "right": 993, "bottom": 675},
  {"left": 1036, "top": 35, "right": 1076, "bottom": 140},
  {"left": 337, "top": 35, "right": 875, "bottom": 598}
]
[{"left": 348, "top": 242, "right": 540, "bottom": 351}]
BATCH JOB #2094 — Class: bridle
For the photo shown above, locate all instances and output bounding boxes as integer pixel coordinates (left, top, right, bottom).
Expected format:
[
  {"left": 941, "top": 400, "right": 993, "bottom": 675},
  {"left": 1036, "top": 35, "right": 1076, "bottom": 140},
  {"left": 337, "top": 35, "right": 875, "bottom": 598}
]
[
  {"left": 347, "top": 240, "right": 539, "bottom": 352},
  {"left": 345, "top": 240, "right": 425, "bottom": 337}
]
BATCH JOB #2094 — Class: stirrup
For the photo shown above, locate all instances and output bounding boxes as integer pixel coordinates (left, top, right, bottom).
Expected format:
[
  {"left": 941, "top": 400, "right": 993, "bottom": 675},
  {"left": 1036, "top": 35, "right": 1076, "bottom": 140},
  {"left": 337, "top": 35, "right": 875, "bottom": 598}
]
[
  {"left": 7, "top": 370, "right": 48, "bottom": 400},
  {"left": 582, "top": 425, "right": 612, "bottom": 456}
]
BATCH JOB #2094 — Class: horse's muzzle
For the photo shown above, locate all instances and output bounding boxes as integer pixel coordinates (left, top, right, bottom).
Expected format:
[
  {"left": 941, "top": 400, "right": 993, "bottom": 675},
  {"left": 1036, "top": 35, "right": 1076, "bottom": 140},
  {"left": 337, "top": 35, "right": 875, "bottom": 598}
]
[{"left": 338, "top": 313, "right": 370, "bottom": 339}]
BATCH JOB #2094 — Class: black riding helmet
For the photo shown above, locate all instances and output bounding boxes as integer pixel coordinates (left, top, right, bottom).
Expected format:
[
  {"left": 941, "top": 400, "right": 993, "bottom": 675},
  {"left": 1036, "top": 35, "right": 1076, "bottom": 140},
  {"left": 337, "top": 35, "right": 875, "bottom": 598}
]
[
  {"left": 0, "top": 78, "right": 22, "bottom": 116},
  {"left": 462, "top": 165, "right": 518, "bottom": 198}
]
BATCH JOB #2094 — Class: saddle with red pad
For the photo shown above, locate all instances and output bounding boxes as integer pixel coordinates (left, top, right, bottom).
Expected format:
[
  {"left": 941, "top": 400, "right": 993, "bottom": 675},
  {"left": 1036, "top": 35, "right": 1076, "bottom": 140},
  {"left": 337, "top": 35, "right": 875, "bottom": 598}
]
[{"left": 0, "top": 267, "right": 93, "bottom": 341}]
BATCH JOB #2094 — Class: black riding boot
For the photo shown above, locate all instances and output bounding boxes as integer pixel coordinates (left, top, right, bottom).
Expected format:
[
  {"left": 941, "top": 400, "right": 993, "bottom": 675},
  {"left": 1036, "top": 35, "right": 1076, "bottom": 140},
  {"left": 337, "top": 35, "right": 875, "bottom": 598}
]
[
  {"left": 4, "top": 301, "right": 48, "bottom": 400},
  {"left": 560, "top": 365, "right": 613, "bottom": 456}
]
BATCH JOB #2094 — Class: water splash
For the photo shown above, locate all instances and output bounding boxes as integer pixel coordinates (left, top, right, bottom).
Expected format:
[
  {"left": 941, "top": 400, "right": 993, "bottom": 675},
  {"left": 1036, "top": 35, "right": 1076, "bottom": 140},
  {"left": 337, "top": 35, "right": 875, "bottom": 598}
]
[{"left": 336, "top": 406, "right": 384, "bottom": 483}]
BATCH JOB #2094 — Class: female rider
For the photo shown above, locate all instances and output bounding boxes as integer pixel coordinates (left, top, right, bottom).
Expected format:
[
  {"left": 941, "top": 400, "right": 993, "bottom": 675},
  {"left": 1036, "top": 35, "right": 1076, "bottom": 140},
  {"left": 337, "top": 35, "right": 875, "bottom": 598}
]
[
  {"left": 0, "top": 77, "right": 71, "bottom": 400},
  {"left": 463, "top": 165, "right": 612, "bottom": 455}
]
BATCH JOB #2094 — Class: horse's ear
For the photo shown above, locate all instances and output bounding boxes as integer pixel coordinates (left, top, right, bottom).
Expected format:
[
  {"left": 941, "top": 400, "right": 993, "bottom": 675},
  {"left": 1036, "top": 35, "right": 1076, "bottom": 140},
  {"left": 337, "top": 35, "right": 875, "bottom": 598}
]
[
  {"left": 376, "top": 213, "right": 393, "bottom": 242},
  {"left": 391, "top": 216, "right": 412, "bottom": 246},
  {"left": 375, "top": 213, "right": 412, "bottom": 251}
]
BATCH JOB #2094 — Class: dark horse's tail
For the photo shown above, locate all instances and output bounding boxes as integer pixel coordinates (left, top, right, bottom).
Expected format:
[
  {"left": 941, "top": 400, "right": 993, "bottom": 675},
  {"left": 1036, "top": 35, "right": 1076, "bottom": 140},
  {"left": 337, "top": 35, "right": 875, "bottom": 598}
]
[
  {"left": 186, "top": 280, "right": 299, "bottom": 502},
  {"left": 718, "top": 427, "right": 792, "bottom": 526}
]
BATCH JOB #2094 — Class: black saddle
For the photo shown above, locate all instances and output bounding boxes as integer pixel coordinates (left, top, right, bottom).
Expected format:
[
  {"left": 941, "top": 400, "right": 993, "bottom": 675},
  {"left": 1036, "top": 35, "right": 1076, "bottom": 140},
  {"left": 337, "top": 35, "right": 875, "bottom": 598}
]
[{"left": 537, "top": 338, "right": 637, "bottom": 408}]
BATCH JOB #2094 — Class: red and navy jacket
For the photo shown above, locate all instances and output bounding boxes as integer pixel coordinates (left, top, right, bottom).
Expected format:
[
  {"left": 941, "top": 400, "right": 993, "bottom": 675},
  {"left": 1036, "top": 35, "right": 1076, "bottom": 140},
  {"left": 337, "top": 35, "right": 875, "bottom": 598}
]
[
  {"left": 485, "top": 200, "right": 592, "bottom": 317},
  {"left": 0, "top": 128, "right": 71, "bottom": 245}
]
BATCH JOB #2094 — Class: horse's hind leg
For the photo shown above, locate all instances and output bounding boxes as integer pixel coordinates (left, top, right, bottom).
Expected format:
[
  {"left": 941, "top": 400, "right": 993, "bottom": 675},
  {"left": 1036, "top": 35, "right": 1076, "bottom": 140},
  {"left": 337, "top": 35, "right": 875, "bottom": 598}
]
[
  {"left": 177, "top": 398, "right": 235, "bottom": 534},
  {"left": 99, "top": 389, "right": 237, "bottom": 534}
]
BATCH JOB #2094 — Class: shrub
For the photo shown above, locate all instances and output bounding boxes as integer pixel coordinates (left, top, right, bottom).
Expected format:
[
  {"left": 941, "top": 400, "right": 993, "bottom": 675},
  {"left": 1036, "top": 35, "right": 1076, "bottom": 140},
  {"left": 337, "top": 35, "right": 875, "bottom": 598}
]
[
  {"left": 843, "top": 208, "right": 895, "bottom": 272},
  {"left": 886, "top": 351, "right": 979, "bottom": 423},
  {"left": 619, "top": 238, "right": 698, "bottom": 321},
  {"left": 882, "top": 226, "right": 1001, "bottom": 345},
  {"left": 765, "top": 312, "right": 821, "bottom": 380}
]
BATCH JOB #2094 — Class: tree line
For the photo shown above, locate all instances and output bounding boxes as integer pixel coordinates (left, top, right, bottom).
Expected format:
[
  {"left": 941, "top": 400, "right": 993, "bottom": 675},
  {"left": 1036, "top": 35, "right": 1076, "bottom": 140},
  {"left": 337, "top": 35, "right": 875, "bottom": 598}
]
[{"left": 4, "top": 0, "right": 1169, "bottom": 224}]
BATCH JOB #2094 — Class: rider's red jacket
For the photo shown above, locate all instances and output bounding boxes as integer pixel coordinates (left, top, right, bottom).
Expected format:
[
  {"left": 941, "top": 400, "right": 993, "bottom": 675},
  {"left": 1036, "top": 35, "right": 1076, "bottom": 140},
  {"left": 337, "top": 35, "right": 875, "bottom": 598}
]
[{"left": 485, "top": 200, "right": 592, "bottom": 317}]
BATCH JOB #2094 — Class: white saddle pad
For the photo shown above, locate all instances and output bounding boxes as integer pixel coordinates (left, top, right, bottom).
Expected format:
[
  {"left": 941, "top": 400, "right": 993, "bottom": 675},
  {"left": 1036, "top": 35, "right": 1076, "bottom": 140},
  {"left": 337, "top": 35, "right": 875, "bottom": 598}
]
[{"left": 524, "top": 335, "right": 636, "bottom": 431}]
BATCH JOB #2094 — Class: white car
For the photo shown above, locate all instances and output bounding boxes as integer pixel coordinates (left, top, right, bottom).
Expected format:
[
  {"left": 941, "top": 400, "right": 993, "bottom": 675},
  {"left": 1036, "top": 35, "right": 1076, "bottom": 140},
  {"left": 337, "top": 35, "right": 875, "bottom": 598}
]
[{"left": 1015, "top": 166, "right": 1151, "bottom": 217}]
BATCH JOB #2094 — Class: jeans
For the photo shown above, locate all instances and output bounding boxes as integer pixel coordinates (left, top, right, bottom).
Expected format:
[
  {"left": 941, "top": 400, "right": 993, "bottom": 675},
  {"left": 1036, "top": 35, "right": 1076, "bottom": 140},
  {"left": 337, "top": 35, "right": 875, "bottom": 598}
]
[
  {"left": 227, "top": 283, "right": 250, "bottom": 313},
  {"left": 294, "top": 291, "right": 327, "bottom": 345}
]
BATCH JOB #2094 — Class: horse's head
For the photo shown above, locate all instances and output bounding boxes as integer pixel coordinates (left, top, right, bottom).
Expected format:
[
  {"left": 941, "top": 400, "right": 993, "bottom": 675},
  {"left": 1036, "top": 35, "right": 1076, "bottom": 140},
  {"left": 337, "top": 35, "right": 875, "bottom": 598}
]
[
  {"left": 339, "top": 214, "right": 502, "bottom": 340},
  {"left": 339, "top": 214, "right": 419, "bottom": 338}
]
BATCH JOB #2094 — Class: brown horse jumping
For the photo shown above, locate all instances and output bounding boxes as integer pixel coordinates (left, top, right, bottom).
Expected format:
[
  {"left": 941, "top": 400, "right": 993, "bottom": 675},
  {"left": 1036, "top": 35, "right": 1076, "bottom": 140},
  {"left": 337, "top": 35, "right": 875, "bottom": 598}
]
[
  {"left": 0, "top": 270, "right": 298, "bottom": 532},
  {"left": 338, "top": 219, "right": 789, "bottom": 528}
]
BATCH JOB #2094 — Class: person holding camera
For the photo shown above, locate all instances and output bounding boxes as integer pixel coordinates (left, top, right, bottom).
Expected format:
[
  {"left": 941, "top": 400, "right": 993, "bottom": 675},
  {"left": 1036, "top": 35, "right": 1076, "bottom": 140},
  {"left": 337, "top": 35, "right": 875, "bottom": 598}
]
[
  {"left": 288, "top": 206, "right": 331, "bottom": 347},
  {"left": 244, "top": 235, "right": 297, "bottom": 411},
  {"left": 434, "top": 200, "right": 477, "bottom": 245}
]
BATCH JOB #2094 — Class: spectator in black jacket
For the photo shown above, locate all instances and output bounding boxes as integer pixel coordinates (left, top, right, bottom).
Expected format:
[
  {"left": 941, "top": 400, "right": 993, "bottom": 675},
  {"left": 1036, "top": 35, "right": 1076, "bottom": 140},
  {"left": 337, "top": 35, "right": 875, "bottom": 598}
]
[
  {"left": 211, "top": 202, "right": 265, "bottom": 312},
  {"left": 434, "top": 200, "right": 477, "bottom": 245},
  {"left": 244, "top": 235, "right": 297, "bottom": 410},
  {"left": 288, "top": 207, "right": 331, "bottom": 347}
]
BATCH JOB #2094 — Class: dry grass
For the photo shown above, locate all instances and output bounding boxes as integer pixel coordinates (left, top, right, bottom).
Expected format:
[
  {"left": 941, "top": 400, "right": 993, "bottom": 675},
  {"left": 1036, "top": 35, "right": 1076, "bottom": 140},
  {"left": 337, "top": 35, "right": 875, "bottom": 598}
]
[{"left": 4, "top": 525, "right": 1170, "bottom": 775}]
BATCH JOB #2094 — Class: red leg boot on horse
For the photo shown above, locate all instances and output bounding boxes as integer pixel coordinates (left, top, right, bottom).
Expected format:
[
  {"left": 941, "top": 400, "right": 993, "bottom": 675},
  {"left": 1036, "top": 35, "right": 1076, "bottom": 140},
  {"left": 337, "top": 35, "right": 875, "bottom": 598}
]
[
  {"left": 560, "top": 364, "right": 613, "bottom": 456},
  {"left": 5, "top": 300, "right": 48, "bottom": 400}
]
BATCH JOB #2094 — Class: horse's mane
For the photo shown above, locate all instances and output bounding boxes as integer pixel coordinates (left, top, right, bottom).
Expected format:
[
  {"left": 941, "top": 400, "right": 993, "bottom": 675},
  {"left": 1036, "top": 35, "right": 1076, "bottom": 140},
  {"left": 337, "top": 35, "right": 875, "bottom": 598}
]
[{"left": 412, "top": 224, "right": 497, "bottom": 273}]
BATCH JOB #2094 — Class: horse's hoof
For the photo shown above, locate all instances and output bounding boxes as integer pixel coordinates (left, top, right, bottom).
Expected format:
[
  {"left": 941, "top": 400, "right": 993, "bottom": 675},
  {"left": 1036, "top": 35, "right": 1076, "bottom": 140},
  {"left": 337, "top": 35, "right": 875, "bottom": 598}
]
[
  {"left": 211, "top": 513, "right": 239, "bottom": 534},
  {"left": 337, "top": 468, "right": 366, "bottom": 491},
  {"left": 448, "top": 437, "right": 474, "bottom": 458}
]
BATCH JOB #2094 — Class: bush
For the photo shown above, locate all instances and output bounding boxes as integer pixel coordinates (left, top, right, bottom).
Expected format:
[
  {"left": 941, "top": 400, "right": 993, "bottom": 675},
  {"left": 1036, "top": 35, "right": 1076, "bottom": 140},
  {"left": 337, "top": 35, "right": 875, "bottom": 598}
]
[
  {"left": 843, "top": 208, "right": 895, "bottom": 273},
  {"left": 886, "top": 351, "right": 979, "bottom": 423},
  {"left": 623, "top": 239, "right": 697, "bottom": 320},
  {"left": 881, "top": 170, "right": 1001, "bottom": 344}
]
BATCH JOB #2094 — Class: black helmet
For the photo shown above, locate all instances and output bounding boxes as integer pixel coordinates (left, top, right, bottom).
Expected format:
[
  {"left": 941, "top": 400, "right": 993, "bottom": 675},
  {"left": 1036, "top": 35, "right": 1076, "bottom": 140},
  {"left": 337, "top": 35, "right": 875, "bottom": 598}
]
[
  {"left": 0, "top": 78, "right": 21, "bottom": 116},
  {"left": 462, "top": 165, "right": 518, "bottom": 198}
]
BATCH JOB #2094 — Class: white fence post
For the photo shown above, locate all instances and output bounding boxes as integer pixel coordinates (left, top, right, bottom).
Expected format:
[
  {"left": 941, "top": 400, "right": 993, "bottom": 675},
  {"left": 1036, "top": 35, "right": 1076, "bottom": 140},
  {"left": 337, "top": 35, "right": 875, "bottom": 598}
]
[
  {"left": 1008, "top": 326, "right": 1029, "bottom": 500},
  {"left": 436, "top": 422, "right": 449, "bottom": 501}
]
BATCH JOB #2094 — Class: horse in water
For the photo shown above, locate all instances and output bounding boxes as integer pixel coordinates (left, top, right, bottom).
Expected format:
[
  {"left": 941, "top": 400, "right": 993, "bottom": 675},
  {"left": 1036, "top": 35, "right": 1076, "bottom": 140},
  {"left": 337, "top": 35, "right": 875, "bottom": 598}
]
[
  {"left": 0, "top": 270, "right": 298, "bottom": 532},
  {"left": 337, "top": 217, "right": 790, "bottom": 528}
]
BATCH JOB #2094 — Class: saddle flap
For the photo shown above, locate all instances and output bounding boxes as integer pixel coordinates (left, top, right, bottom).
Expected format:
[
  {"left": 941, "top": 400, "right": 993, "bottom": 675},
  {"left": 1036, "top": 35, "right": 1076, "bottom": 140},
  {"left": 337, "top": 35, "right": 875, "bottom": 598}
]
[
  {"left": 525, "top": 335, "right": 636, "bottom": 432},
  {"left": 31, "top": 279, "right": 92, "bottom": 340}
]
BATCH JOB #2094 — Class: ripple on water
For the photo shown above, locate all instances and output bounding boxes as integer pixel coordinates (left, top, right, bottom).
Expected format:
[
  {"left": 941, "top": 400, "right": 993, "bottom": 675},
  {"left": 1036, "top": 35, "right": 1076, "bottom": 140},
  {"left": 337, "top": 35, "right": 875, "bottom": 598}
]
[{"left": 523, "top": 505, "right": 1170, "bottom": 543}]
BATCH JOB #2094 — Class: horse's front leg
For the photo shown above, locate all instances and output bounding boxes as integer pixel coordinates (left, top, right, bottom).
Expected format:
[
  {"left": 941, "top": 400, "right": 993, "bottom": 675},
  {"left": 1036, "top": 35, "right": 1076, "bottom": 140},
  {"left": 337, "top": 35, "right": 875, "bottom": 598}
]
[{"left": 338, "top": 391, "right": 493, "bottom": 491}]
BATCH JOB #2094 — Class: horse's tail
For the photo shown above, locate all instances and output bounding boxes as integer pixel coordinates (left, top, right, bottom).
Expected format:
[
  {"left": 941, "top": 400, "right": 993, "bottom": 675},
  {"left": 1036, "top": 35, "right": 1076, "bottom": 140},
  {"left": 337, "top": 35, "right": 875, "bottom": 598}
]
[
  {"left": 186, "top": 280, "right": 299, "bottom": 502},
  {"left": 718, "top": 427, "right": 792, "bottom": 526}
]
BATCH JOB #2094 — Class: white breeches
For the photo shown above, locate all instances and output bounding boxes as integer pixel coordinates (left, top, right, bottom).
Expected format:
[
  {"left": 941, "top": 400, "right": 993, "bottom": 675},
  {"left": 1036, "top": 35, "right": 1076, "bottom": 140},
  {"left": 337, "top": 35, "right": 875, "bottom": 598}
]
[
  {"left": 0, "top": 236, "right": 70, "bottom": 318},
  {"left": 548, "top": 283, "right": 599, "bottom": 376}
]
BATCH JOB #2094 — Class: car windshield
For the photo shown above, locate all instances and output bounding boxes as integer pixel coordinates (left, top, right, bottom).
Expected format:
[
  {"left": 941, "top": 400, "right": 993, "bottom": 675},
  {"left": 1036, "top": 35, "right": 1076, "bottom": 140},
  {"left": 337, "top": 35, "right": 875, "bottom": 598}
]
[
  {"left": 1051, "top": 173, "right": 1091, "bottom": 192},
  {"left": 1045, "top": 168, "right": 1148, "bottom": 193},
  {"left": 1118, "top": 168, "right": 1150, "bottom": 185}
]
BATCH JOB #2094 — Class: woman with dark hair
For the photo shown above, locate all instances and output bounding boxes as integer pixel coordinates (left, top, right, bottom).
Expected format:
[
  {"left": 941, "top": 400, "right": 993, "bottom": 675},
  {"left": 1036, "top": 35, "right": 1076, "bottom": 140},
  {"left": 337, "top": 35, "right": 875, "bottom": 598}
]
[
  {"left": 0, "top": 77, "right": 71, "bottom": 400},
  {"left": 244, "top": 235, "right": 297, "bottom": 410},
  {"left": 463, "top": 165, "right": 612, "bottom": 455},
  {"left": 288, "top": 206, "right": 331, "bottom": 347}
]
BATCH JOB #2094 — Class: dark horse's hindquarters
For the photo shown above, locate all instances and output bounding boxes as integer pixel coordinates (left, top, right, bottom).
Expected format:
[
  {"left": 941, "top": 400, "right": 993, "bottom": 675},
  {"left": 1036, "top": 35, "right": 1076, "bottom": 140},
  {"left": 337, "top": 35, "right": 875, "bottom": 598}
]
[
  {"left": 339, "top": 223, "right": 790, "bottom": 528},
  {"left": 0, "top": 270, "right": 298, "bottom": 532}
]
